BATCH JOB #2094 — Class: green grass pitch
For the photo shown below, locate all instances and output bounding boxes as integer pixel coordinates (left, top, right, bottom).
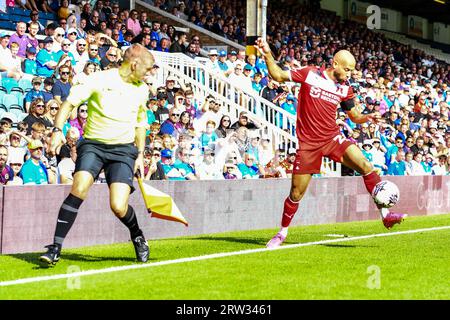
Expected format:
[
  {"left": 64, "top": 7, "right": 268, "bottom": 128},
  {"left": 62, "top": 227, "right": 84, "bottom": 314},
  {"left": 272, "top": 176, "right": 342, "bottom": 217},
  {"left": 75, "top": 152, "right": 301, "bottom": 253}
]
[{"left": 0, "top": 214, "right": 449, "bottom": 300}]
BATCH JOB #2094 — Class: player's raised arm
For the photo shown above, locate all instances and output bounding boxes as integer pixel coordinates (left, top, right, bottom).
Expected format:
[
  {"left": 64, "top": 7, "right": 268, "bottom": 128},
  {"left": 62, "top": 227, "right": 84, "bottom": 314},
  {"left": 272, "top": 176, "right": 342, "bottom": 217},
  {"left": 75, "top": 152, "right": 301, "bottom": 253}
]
[{"left": 254, "top": 38, "right": 290, "bottom": 83}]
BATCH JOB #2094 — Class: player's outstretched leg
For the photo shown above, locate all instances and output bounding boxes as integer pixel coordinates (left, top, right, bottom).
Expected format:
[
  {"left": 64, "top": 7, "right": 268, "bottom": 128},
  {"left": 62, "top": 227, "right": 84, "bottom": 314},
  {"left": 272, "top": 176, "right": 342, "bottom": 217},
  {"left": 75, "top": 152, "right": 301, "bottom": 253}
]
[
  {"left": 266, "top": 173, "right": 312, "bottom": 249},
  {"left": 343, "top": 145, "right": 407, "bottom": 229},
  {"left": 39, "top": 193, "right": 84, "bottom": 265}
]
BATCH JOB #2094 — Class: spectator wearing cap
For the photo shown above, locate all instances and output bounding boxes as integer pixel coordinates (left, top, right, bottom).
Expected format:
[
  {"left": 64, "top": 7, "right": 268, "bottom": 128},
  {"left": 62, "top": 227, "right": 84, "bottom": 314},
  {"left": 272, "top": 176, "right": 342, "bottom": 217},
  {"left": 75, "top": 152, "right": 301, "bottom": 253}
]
[
  {"left": 36, "top": 37, "right": 58, "bottom": 77},
  {"left": 0, "top": 145, "right": 14, "bottom": 186},
  {"left": 160, "top": 148, "right": 184, "bottom": 180},
  {"left": 227, "top": 62, "right": 252, "bottom": 94},
  {"left": 42, "top": 77, "right": 55, "bottom": 103},
  {"left": 361, "top": 139, "right": 374, "bottom": 163},
  {"left": 19, "top": 140, "right": 49, "bottom": 185},
  {"left": 431, "top": 151, "right": 448, "bottom": 175},
  {"left": 169, "top": 32, "right": 187, "bottom": 53},
  {"left": 225, "top": 50, "right": 238, "bottom": 70},
  {"left": 230, "top": 111, "right": 261, "bottom": 131},
  {"left": 8, "top": 22, "right": 28, "bottom": 59},
  {"left": 23, "top": 46, "right": 38, "bottom": 75},
  {"left": 0, "top": 113, "right": 16, "bottom": 143},
  {"left": 165, "top": 75, "right": 179, "bottom": 105},
  {"left": 205, "top": 49, "right": 221, "bottom": 75},
  {"left": 24, "top": 77, "right": 45, "bottom": 112},
  {"left": 217, "top": 50, "right": 231, "bottom": 76}
]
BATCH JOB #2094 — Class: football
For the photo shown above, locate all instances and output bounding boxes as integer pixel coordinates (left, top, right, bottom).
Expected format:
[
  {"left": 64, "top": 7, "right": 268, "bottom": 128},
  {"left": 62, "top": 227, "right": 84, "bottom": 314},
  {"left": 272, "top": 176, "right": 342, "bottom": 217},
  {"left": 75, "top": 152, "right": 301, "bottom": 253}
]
[{"left": 371, "top": 181, "right": 400, "bottom": 208}]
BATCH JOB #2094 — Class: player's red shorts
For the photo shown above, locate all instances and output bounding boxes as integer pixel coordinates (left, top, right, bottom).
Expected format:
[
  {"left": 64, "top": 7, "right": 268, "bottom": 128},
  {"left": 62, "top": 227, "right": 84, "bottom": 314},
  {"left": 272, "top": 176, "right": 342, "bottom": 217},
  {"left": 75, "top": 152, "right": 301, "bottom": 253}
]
[{"left": 293, "top": 134, "right": 354, "bottom": 175}]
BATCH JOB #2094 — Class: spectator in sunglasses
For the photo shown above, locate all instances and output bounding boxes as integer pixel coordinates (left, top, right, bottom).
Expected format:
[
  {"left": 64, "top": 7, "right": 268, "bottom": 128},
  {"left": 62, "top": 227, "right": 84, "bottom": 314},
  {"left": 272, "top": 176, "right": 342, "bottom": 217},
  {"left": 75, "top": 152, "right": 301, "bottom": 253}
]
[{"left": 52, "top": 66, "right": 72, "bottom": 103}]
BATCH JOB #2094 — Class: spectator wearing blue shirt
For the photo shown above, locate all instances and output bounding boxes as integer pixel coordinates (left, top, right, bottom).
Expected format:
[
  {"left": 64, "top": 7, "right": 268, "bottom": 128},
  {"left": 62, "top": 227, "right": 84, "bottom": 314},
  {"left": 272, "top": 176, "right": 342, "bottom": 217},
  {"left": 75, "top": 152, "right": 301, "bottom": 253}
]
[
  {"left": 252, "top": 72, "right": 263, "bottom": 94},
  {"left": 25, "top": 76, "right": 45, "bottom": 112},
  {"left": 237, "top": 153, "right": 260, "bottom": 179},
  {"left": 19, "top": 140, "right": 49, "bottom": 185},
  {"left": 200, "top": 120, "right": 218, "bottom": 150},
  {"left": 159, "top": 107, "right": 181, "bottom": 137},
  {"left": 52, "top": 65, "right": 72, "bottom": 103},
  {"left": 385, "top": 137, "right": 404, "bottom": 167},
  {"left": 23, "top": 47, "right": 38, "bottom": 75},
  {"left": 54, "top": 38, "right": 77, "bottom": 66},
  {"left": 36, "top": 37, "right": 58, "bottom": 77},
  {"left": 42, "top": 77, "right": 55, "bottom": 103},
  {"left": 387, "top": 150, "right": 406, "bottom": 175},
  {"left": 173, "top": 148, "right": 197, "bottom": 180}
]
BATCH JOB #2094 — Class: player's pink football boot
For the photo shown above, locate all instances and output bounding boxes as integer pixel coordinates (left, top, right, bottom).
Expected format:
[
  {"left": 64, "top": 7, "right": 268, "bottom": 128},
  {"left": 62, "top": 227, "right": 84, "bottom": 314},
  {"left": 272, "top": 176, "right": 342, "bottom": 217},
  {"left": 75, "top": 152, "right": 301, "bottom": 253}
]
[
  {"left": 266, "top": 232, "right": 286, "bottom": 249},
  {"left": 382, "top": 212, "right": 407, "bottom": 229}
]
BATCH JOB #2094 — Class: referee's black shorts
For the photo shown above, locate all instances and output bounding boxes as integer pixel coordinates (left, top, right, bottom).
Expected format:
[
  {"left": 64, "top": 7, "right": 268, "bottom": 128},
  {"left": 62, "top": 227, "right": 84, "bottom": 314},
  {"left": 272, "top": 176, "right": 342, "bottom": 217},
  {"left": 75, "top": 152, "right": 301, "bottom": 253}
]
[{"left": 75, "top": 139, "right": 139, "bottom": 192}]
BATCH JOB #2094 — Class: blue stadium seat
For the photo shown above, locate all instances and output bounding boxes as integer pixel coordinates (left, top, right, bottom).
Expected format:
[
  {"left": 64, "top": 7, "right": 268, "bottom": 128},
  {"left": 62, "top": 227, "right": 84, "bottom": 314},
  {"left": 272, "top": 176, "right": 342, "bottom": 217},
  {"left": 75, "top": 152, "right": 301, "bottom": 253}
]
[
  {"left": 0, "top": 109, "right": 5, "bottom": 120},
  {"left": 0, "top": 104, "right": 7, "bottom": 112},
  {"left": 18, "top": 78, "right": 33, "bottom": 91},
  {"left": 0, "top": 12, "right": 9, "bottom": 21},
  {"left": 0, "top": 21, "right": 15, "bottom": 30},
  {"left": 7, "top": 7, "right": 30, "bottom": 16},
  {"left": 17, "top": 111, "right": 28, "bottom": 122},
  {"left": 2, "top": 78, "right": 19, "bottom": 93},
  {"left": 0, "top": 86, "right": 6, "bottom": 102},
  {"left": 2, "top": 94, "right": 19, "bottom": 109},
  {"left": 9, "top": 105, "right": 25, "bottom": 117},
  {"left": 10, "top": 88, "right": 24, "bottom": 107},
  {"left": 9, "top": 15, "right": 24, "bottom": 23}
]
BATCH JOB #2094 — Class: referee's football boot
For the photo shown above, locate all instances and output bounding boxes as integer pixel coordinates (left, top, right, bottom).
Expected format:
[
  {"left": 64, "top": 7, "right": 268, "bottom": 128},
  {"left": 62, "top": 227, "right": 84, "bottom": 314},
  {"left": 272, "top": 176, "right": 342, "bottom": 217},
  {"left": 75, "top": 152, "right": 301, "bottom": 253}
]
[
  {"left": 132, "top": 235, "right": 150, "bottom": 262},
  {"left": 39, "top": 244, "right": 61, "bottom": 265}
]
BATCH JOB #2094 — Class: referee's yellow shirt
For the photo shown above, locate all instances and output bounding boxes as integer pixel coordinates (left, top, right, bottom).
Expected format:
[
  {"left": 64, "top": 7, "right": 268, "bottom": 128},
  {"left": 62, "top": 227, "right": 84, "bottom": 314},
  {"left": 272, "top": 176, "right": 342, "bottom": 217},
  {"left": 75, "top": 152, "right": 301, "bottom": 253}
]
[{"left": 66, "top": 68, "right": 148, "bottom": 144}]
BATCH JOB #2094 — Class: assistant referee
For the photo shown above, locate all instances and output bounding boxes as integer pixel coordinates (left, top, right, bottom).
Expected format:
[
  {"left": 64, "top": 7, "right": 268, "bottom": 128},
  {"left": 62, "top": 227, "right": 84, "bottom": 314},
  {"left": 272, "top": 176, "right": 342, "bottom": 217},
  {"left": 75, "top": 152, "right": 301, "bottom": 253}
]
[{"left": 39, "top": 44, "right": 154, "bottom": 265}]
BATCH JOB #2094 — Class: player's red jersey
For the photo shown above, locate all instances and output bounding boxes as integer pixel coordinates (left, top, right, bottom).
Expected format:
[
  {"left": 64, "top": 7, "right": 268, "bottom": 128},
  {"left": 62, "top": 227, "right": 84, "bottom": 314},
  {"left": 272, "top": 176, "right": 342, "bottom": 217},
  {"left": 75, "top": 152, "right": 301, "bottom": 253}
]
[{"left": 290, "top": 66, "right": 355, "bottom": 148}]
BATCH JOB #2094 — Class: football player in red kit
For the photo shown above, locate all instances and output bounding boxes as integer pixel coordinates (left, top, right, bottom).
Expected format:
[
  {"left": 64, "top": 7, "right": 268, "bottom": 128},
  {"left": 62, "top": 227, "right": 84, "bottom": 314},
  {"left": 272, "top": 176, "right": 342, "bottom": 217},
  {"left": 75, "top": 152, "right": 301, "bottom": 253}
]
[{"left": 254, "top": 38, "right": 407, "bottom": 248}]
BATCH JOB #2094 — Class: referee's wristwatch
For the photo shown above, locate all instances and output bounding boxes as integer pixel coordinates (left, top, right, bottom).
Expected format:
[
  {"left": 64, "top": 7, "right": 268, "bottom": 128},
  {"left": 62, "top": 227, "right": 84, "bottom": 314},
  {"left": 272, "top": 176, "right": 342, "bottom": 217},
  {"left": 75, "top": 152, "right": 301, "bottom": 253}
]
[{"left": 52, "top": 127, "right": 62, "bottom": 134}]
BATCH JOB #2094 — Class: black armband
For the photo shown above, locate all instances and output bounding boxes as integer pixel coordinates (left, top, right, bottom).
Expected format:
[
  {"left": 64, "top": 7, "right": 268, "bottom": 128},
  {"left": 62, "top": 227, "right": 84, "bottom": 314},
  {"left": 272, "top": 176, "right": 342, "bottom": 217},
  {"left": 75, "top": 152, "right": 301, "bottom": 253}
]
[{"left": 340, "top": 99, "right": 355, "bottom": 111}]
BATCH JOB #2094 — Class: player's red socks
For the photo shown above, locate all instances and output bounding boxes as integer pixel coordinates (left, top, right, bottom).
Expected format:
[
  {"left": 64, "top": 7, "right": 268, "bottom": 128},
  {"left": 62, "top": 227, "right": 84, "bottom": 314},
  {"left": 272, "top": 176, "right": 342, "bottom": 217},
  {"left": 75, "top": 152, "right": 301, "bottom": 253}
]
[
  {"left": 363, "top": 170, "right": 381, "bottom": 195},
  {"left": 281, "top": 196, "right": 300, "bottom": 227}
]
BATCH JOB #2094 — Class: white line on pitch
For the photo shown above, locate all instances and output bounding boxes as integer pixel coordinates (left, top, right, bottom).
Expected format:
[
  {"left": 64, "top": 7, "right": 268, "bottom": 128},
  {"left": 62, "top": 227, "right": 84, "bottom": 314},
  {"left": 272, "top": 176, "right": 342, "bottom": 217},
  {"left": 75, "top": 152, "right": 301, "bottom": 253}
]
[{"left": 1, "top": 225, "right": 449, "bottom": 287}]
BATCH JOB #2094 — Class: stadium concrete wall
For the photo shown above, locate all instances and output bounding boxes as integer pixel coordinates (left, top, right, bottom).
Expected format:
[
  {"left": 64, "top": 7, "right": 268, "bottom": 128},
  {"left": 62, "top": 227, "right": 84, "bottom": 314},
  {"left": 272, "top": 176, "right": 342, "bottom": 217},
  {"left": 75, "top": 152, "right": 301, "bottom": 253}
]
[{"left": 0, "top": 176, "right": 448, "bottom": 254}]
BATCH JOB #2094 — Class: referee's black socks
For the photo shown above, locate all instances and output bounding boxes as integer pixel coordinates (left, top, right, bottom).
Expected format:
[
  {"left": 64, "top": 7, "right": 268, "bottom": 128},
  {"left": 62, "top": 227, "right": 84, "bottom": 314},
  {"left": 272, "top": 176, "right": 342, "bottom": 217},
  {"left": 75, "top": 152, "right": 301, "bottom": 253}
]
[
  {"left": 54, "top": 193, "right": 84, "bottom": 248},
  {"left": 120, "top": 205, "right": 143, "bottom": 239}
]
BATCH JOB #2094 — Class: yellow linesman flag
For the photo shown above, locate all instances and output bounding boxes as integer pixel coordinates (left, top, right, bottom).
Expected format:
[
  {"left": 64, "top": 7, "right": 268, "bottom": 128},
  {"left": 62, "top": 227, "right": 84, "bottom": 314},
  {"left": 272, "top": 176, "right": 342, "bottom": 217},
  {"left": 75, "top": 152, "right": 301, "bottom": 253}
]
[{"left": 137, "top": 177, "right": 188, "bottom": 226}]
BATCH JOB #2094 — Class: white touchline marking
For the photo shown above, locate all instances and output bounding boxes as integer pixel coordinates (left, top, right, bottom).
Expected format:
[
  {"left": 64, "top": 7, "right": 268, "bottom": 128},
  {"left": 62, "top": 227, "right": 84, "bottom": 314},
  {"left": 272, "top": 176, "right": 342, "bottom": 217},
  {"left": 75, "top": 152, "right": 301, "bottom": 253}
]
[{"left": 1, "top": 225, "right": 449, "bottom": 288}]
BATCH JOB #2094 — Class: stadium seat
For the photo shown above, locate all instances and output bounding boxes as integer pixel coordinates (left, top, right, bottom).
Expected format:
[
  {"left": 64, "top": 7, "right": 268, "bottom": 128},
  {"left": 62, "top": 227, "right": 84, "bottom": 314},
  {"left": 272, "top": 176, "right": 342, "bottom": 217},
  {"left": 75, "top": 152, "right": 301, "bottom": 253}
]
[
  {"left": 2, "top": 94, "right": 19, "bottom": 109},
  {"left": 9, "top": 107, "right": 26, "bottom": 120},
  {"left": 18, "top": 78, "right": 32, "bottom": 92},
  {"left": 17, "top": 112, "right": 28, "bottom": 122},
  {"left": 0, "top": 104, "right": 7, "bottom": 113},
  {"left": 10, "top": 87, "right": 24, "bottom": 105},
  {"left": 2, "top": 78, "right": 19, "bottom": 93},
  {"left": 0, "top": 86, "right": 6, "bottom": 102},
  {"left": 0, "top": 21, "right": 15, "bottom": 30},
  {"left": 0, "top": 109, "right": 5, "bottom": 120},
  {"left": 9, "top": 15, "right": 23, "bottom": 23}
]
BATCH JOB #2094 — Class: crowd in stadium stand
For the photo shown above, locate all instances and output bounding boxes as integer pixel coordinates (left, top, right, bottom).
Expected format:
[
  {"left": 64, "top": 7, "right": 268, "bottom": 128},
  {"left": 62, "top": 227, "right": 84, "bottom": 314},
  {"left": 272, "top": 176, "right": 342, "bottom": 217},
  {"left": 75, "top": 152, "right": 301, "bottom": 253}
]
[{"left": 1, "top": 0, "right": 450, "bottom": 186}]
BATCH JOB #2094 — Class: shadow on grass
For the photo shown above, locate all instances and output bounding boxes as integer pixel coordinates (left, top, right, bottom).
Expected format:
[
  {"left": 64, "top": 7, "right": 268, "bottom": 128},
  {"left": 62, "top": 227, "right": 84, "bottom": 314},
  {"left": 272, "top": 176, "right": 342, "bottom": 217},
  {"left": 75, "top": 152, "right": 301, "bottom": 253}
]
[
  {"left": 180, "top": 236, "right": 268, "bottom": 246},
  {"left": 7, "top": 251, "right": 147, "bottom": 269},
  {"left": 319, "top": 243, "right": 377, "bottom": 248}
]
